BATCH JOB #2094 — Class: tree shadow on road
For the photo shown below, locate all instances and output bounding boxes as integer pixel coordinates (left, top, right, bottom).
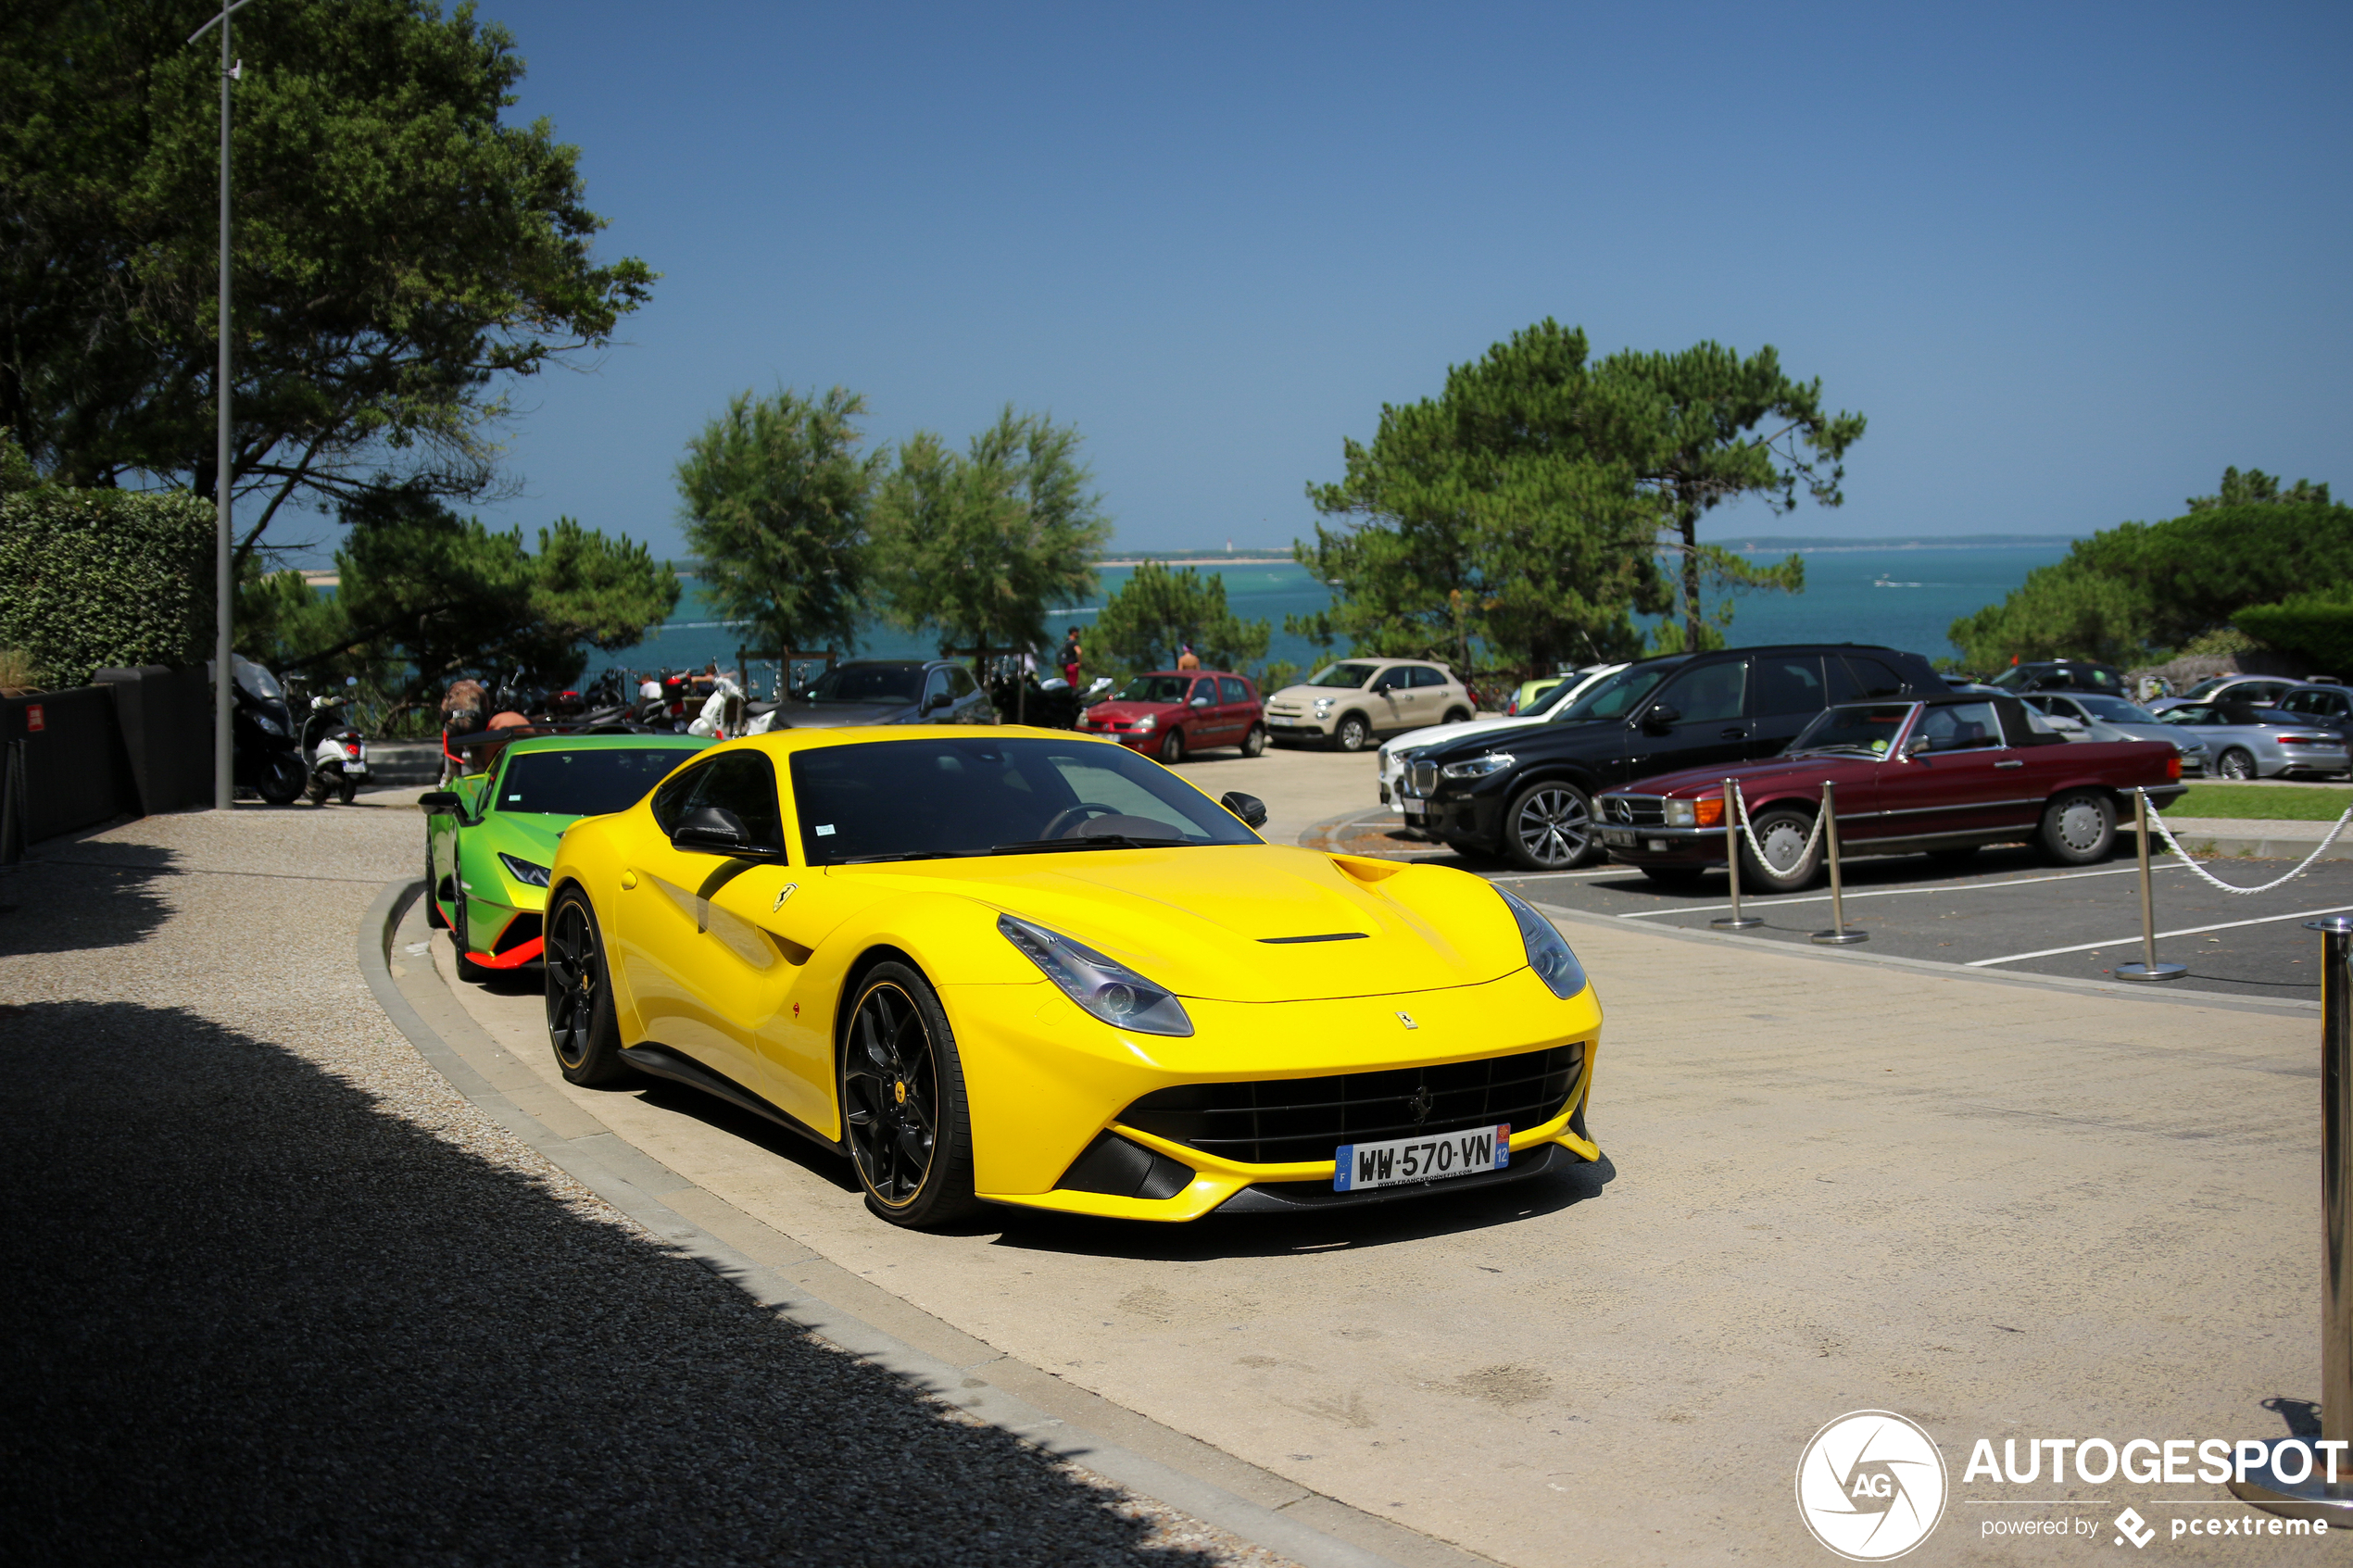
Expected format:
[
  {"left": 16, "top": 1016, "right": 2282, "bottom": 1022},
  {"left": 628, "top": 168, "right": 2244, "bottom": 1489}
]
[
  {"left": 0, "top": 840, "right": 177, "bottom": 957},
  {"left": 0, "top": 999, "right": 1238, "bottom": 1567}
]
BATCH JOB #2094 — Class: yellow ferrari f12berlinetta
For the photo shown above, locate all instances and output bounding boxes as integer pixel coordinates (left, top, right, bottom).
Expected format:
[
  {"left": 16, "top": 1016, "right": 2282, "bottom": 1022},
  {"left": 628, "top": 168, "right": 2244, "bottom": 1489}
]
[{"left": 543, "top": 726, "right": 1602, "bottom": 1226}]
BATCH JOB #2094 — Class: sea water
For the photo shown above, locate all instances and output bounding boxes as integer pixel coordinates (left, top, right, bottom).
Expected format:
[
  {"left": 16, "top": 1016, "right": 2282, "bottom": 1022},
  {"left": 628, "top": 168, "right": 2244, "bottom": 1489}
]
[{"left": 594, "top": 542, "right": 2075, "bottom": 686}]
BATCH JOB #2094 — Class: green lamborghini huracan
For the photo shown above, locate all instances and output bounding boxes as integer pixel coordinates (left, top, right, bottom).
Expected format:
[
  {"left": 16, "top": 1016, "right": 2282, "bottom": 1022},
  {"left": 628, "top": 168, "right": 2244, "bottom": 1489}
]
[{"left": 422, "top": 734, "right": 713, "bottom": 980}]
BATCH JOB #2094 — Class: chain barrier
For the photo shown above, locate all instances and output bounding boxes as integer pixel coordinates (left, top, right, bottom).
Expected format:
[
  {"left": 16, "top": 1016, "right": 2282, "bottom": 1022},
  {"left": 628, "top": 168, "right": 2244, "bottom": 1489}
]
[
  {"left": 1729, "top": 781, "right": 1826, "bottom": 875},
  {"left": 2138, "top": 787, "right": 2353, "bottom": 897}
]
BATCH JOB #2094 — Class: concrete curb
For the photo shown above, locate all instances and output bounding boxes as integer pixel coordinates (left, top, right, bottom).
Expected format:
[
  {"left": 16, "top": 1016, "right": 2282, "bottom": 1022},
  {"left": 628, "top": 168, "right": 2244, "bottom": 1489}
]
[{"left": 359, "top": 877, "right": 1482, "bottom": 1568}]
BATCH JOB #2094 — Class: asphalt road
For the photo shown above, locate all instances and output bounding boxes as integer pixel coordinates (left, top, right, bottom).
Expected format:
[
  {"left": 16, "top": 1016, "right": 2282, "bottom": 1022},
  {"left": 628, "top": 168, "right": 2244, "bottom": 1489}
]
[{"left": 1319, "top": 811, "right": 2347, "bottom": 1001}]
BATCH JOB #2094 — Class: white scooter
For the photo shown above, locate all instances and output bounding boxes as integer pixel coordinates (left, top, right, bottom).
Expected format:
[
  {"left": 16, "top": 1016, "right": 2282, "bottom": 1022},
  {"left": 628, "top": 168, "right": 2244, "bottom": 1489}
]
[{"left": 301, "top": 691, "right": 371, "bottom": 804}]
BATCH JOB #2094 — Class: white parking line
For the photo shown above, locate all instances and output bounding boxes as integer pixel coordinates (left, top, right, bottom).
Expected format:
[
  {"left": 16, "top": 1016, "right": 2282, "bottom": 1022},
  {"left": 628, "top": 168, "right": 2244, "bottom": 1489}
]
[
  {"left": 1612, "top": 861, "right": 2193, "bottom": 919},
  {"left": 1967, "top": 904, "right": 2353, "bottom": 967}
]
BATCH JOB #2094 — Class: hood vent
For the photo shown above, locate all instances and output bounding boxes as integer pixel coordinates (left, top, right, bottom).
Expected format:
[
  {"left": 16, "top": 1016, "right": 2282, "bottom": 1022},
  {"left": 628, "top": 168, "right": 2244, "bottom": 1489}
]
[{"left": 1257, "top": 932, "right": 1370, "bottom": 944}]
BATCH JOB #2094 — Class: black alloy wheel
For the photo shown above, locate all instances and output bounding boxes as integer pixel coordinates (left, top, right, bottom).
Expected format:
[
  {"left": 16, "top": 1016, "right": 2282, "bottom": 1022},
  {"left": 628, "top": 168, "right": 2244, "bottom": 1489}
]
[
  {"left": 1736, "top": 805, "right": 1824, "bottom": 893},
  {"left": 1333, "top": 713, "right": 1371, "bottom": 753},
  {"left": 1160, "top": 727, "right": 1187, "bottom": 764},
  {"left": 2217, "top": 747, "right": 2256, "bottom": 781},
  {"left": 545, "top": 892, "right": 630, "bottom": 1085},
  {"left": 1240, "top": 723, "right": 1267, "bottom": 759},
  {"left": 449, "top": 883, "right": 489, "bottom": 983},
  {"left": 2040, "top": 789, "right": 2116, "bottom": 865},
  {"left": 839, "top": 964, "right": 978, "bottom": 1227},
  {"left": 1503, "top": 779, "right": 1598, "bottom": 871}
]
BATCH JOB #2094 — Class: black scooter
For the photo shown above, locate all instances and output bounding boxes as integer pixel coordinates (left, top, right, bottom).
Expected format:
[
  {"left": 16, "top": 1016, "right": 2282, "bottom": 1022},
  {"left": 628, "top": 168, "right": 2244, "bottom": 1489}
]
[{"left": 214, "top": 656, "right": 307, "bottom": 803}]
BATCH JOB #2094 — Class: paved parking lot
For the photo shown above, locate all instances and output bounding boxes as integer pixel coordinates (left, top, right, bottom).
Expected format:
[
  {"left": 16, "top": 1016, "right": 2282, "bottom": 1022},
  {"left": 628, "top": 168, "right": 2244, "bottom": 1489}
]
[{"left": 1315, "top": 809, "right": 2347, "bottom": 1002}]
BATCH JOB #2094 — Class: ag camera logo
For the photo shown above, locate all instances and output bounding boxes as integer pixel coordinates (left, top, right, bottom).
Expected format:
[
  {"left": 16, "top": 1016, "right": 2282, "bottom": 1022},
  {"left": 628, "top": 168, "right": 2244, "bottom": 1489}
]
[{"left": 1796, "top": 1411, "right": 1948, "bottom": 1561}]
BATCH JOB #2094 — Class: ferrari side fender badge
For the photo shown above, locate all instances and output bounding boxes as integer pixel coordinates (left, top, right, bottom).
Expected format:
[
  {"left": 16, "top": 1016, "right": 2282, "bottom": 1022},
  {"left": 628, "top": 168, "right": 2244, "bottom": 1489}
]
[
  {"left": 1396, "top": 1010, "right": 1418, "bottom": 1030},
  {"left": 773, "top": 882, "right": 799, "bottom": 912}
]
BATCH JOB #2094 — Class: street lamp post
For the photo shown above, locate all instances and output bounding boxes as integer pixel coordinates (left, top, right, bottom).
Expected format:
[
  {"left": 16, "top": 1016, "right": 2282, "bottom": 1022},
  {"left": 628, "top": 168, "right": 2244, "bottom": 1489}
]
[{"left": 191, "top": 0, "right": 258, "bottom": 811}]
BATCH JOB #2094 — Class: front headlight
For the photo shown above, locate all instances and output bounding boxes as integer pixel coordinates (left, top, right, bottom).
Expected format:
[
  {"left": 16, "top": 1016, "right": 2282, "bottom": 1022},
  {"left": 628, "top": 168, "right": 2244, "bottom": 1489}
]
[
  {"left": 1494, "top": 885, "right": 1588, "bottom": 1000},
  {"left": 1441, "top": 751, "right": 1514, "bottom": 779},
  {"left": 1135, "top": 713, "right": 1156, "bottom": 732},
  {"left": 997, "top": 914, "right": 1194, "bottom": 1036},
  {"left": 253, "top": 712, "right": 286, "bottom": 737},
  {"left": 497, "top": 852, "right": 551, "bottom": 888},
  {"left": 1313, "top": 697, "right": 1335, "bottom": 717}
]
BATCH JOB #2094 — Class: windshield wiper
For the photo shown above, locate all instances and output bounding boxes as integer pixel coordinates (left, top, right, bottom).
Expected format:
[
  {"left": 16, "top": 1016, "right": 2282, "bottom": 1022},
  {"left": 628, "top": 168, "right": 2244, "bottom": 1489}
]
[
  {"left": 988, "top": 834, "right": 1189, "bottom": 855},
  {"left": 832, "top": 847, "right": 993, "bottom": 864}
]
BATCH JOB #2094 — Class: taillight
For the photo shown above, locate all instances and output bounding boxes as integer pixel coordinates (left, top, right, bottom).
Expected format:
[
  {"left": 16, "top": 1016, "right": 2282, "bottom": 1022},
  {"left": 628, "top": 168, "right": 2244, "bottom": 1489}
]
[
  {"left": 2168, "top": 755, "right": 2182, "bottom": 781},
  {"left": 1694, "top": 796, "right": 1726, "bottom": 828},
  {"left": 344, "top": 741, "right": 362, "bottom": 758}
]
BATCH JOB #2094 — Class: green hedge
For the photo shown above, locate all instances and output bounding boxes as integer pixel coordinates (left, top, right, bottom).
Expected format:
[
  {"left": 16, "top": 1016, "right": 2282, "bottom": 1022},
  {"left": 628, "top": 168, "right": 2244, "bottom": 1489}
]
[
  {"left": 2235, "top": 595, "right": 2353, "bottom": 677},
  {"left": 0, "top": 487, "right": 217, "bottom": 687}
]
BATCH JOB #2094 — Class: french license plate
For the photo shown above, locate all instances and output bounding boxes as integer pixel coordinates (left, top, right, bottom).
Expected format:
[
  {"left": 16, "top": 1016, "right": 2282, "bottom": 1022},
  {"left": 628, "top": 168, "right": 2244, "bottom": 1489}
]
[
  {"left": 1601, "top": 827, "right": 1636, "bottom": 847},
  {"left": 1402, "top": 798, "right": 1425, "bottom": 819},
  {"left": 1334, "top": 1123, "right": 1510, "bottom": 1192}
]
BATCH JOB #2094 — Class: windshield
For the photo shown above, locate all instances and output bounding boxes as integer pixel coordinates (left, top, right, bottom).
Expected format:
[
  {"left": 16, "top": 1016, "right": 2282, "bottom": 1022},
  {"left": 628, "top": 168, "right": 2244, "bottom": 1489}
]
[
  {"left": 1789, "top": 702, "right": 1916, "bottom": 757},
  {"left": 2074, "top": 696, "right": 2159, "bottom": 723},
  {"left": 1117, "top": 675, "right": 1195, "bottom": 704},
  {"left": 1555, "top": 664, "right": 1673, "bottom": 721},
  {"left": 1305, "top": 663, "right": 1376, "bottom": 689},
  {"left": 802, "top": 664, "right": 923, "bottom": 704},
  {"left": 790, "top": 736, "right": 1261, "bottom": 864},
  {"left": 2182, "top": 677, "right": 2234, "bottom": 699},
  {"left": 233, "top": 656, "right": 283, "bottom": 700},
  {"left": 497, "top": 747, "right": 699, "bottom": 817}
]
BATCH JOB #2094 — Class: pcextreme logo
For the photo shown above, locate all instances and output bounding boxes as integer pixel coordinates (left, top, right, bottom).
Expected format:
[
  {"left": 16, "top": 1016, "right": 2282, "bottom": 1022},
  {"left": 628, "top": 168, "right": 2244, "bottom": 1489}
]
[{"left": 1796, "top": 1411, "right": 1950, "bottom": 1562}]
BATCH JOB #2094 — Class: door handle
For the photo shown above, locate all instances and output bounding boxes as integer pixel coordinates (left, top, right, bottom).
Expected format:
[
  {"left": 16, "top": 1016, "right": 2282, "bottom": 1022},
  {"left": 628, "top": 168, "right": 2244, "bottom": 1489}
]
[
  {"left": 1994, "top": 759, "right": 2023, "bottom": 770},
  {"left": 1719, "top": 727, "right": 1745, "bottom": 740}
]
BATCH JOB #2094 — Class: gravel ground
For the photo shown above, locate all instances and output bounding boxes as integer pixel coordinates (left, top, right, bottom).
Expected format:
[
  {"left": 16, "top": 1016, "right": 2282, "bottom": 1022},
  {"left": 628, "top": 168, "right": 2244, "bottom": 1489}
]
[{"left": 0, "top": 799, "right": 1293, "bottom": 1567}]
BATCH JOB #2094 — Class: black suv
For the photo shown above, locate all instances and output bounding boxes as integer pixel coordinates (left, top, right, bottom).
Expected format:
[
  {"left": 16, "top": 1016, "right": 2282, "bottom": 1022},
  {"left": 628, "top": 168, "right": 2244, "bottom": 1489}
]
[
  {"left": 1401, "top": 645, "right": 1946, "bottom": 870},
  {"left": 1986, "top": 659, "right": 2128, "bottom": 696}
]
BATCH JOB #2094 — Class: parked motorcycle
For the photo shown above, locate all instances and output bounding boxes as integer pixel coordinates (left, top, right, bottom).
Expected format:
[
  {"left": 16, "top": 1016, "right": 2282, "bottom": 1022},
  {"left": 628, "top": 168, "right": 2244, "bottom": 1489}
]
[
  {"left": 299, "top": 687, "right": 370, "bottom": 805},
  {"left": 210, "top": 655, "right": 307, "bottom": 803}
]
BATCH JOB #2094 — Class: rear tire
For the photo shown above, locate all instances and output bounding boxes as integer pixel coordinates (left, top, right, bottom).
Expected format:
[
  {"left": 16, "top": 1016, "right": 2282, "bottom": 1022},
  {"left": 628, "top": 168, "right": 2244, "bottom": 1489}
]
[
  {"left": 1240, "top": 723, "right": 1267, "bottom": 759},
  {"left": 2218, "top": 747, "right": 2256, "bottom": 780},
  {"left": 839, "top": 963, "right": 980, "bottom": 1228},
  {"left": 1736, "top": 806, "right": 1823, "bottom": 893},
  {"left": 545, "top": 891, "right": 631, "bottom": 1086},
  {"left": 1442, "top": 707, "right": 1471, "bottom": 724},
  {"left": 339, "top": 779, "right": 358, "bottom": 805},
  {"left": 1503, "top": 780, "right": 1598, "bottom": 871},
  {"left": 2040, "top": 789, "right": 2116, "bottom": 864},
  {"left": 1333, "top": 713, "right": 1372, "bottom": 753}
]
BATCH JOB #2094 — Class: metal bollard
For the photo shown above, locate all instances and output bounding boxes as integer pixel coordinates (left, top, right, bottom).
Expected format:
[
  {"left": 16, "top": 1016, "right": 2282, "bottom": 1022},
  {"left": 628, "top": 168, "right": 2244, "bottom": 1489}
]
[
  {"left": 2117, "top": 789, "right": 2184, "bottom": 982},
  {"left": 1711, "top": 777, "right": 1761, "bottom": 931},
  {"left": 2229, "top": 915, "right": 2353, "bottom": 1520},
  {"left": 1810, "top": 778, "right": 1866, "bottom": 946}
]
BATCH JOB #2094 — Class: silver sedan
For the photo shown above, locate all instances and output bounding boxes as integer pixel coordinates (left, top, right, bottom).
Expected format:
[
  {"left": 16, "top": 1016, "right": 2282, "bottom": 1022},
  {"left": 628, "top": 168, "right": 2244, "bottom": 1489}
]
[
  {"left": 2152, "top": 700, "right": 2349, "bottom": 780},
  {"left": 2021, "top": 692, "right": 2210, "bottom": 776}
]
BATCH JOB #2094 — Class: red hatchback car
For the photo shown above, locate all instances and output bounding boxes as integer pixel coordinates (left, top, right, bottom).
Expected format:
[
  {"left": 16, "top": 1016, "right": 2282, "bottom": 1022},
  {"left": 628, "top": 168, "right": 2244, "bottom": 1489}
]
[{"left": 1079, "top": 670, "right": 1266, "bottom": 763}]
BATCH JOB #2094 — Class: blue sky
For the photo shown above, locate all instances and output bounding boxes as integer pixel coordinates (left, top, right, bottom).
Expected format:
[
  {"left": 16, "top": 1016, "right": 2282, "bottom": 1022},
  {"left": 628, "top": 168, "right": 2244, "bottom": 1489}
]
[{"left": 461, "top": 0, "right": 2352, "bottom": 558}]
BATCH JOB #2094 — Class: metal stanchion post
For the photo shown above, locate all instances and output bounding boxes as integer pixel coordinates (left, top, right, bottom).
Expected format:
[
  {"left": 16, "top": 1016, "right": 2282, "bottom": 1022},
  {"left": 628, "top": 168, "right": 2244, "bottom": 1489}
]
[
  {"left": 1810, "top": 778, "right": 1866, "bottom": 946},
  {"left": 2117, "top": 788, "right": 2185, "bottom": 982},
  {"left": 2230, "top": 915, "right": 2353, "bottom": 1521},
  {"left": 1712, "top": 777, "right": 1761, "bottom": 931}
]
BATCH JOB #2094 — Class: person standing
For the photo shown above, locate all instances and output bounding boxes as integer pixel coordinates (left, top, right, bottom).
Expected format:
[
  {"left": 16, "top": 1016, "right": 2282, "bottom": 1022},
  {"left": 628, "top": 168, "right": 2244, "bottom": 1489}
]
[
  {"left": 1057, "top": 627, "right": 1083, "bottom": 686},
  {"left": 1176, "top": 645, "right": 1200, "bottom": 671}
]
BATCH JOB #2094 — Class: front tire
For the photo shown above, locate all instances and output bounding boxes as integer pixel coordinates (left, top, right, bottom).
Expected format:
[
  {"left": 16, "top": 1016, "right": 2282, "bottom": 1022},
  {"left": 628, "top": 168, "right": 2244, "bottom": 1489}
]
[
  {"left": 2218, "top": 747, "right": 2256, "bottom": 780},
  {"left": 1736, "top": 806, "right": 1823, "bottom": 893},
  {"left": 2040, "top": 789, "right": 2116, "bottom": 864},
  {"left": 1333, "top": 713, "right": 1371, "bottom": 753},
  {"left": 1503, "top": 780, "right": 1598, "bottom": 871},
  {"left": 1159, "top": 727, "right": 1187, "bottom": 764},
  {"left": 545, "top": 891, "right": 630, "bottom": 1085},
  {"left": 1240, "top": 723, "right": 1267, "bottom": 759},
  {"left": 1442, "top": 707, "right": 1471, "bottom": 724},
  {"left": 423, "top": 846, "right": 448, "bottom": 928},
  {"left": 840, "top": 964, "right": 979, "bottom": 1228},
  {"left": 258, "top": 754, "right": 305, "bottom": 805},
  {"left": 450, "top": 889, "right": 490, "bottom": 983}
]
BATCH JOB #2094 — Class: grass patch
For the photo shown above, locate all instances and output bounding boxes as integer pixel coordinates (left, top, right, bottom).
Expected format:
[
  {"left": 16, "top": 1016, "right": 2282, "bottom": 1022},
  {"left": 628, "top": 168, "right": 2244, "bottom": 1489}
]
[{"left": 2159, "top": 784, "right": 2353, "bottom": 822}]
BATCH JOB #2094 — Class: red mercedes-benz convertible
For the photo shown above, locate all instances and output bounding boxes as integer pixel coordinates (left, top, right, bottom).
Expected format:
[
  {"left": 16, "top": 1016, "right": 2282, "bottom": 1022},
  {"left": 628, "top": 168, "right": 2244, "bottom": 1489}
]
[{"left": 1594, "top": 693, "right": 2186, "bottom": 892}]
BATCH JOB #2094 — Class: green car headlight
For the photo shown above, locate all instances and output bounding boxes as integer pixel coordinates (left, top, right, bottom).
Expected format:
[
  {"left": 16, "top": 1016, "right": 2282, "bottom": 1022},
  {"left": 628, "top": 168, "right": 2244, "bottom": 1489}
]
[
  {"left": 997, "top": 913, "right": 1193, "bottom": 1036},
  {"left": 1494, "top": 885, "right": 1588, "bottom": 1000},
  {"left": 497, "top": 852, "right": 551, "bottom": 888}
]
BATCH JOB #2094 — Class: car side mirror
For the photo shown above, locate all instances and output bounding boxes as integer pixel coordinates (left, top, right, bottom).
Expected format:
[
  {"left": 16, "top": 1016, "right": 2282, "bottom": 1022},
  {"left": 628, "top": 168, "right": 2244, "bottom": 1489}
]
[
  {"left": 1642, "top": 704, "right": 1681, "bottom": 733},
  {"left": 1190, "top": 696, "right": 1211, "bottom": 708},
  {"left": 1220, "top": 790, "right": 1269, "bottom": 829},
  {"left": 924, "top": 691, "right": 952, "bottom": 712},
  {"left": 1899, "top": 734, "right": 1929, "bottom": 759},
  {"left": 417, "top": 791, "right": 461, "bottom": 812},
  {"left": 672, "top": 805, "right": 751, "bottom": 855}
]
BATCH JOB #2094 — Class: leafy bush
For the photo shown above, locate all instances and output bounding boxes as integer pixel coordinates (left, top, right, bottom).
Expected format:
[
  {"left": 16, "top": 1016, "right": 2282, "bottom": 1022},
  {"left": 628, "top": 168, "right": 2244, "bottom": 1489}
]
[
  {"left": 0, "top": 483, "right": 215, "bottom": 687},
  {"left": 2234, "top": 595, "right": 2353, "bottom": 676}
]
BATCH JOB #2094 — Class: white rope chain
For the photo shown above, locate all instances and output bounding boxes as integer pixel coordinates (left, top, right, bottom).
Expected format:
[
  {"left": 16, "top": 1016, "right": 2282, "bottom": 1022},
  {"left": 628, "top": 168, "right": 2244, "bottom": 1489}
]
[
  {"left": 2138, "top": 788, "right": 2353, "bottom": 896},
  {"left": 1728, "top": 782, "right": 1826, "bottom": 872}
]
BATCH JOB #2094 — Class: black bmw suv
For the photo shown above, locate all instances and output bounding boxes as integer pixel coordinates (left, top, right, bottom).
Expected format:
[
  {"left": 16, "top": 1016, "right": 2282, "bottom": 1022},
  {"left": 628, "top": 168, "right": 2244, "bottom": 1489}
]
[{"left": 1400, "top": 644, "right": 1947, "bottom": 870}]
